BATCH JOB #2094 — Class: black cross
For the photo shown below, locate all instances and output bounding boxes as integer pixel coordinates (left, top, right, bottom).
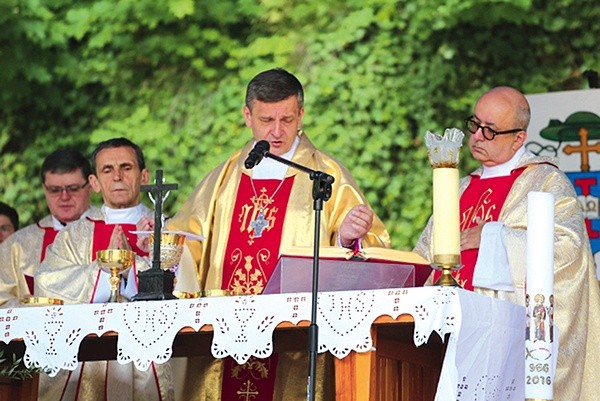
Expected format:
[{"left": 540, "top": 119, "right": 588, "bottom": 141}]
[
  {"left": 133, "top": 169, "right": 179, "bottom": 301},
  {"left": 141, "top": 169, "right": 178, "bottom": 270}
]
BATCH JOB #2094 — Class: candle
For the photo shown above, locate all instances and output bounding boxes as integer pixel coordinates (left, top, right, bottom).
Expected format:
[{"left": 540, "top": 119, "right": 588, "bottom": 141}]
[
  {"left": 432, "top": 167, "right": 460, "bottom": 264},
  {"left": 525, "top": 191, "right": 555, "bottom": 400}
]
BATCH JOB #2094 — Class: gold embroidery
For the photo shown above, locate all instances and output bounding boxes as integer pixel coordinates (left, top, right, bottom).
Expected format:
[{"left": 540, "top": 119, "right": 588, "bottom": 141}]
[
  {"left": 238, "top": 204, "right": 255, "bottom": 233},
  {"left": 236, "top": 380, "right": 259, "bottom": 401},
  {"left": 231, "top": 358, "right": 270, "bottom": 380},
  {"left": 461, "top": 188, "right": 495, "bottom": 230},
  {"left": 231, "top": 358, "right": 272, "bottom": 401},
  {"left": 453, "top": 270, "right": 468, "bottom": 288},
  {"left": 239, "top": 186, "right": 280, "bottom": 245},
  {"left": 229, "top": 251, "right": 269, "bottom": 295}
]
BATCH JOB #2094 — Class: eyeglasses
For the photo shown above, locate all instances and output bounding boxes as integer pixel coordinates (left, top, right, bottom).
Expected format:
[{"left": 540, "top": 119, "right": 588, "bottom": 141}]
[
  {"left": 465, "top": 116, "right": 523, "bottom": 141},
  {"left": 44, "top": 182, "right": 89, "bottom": 196}
]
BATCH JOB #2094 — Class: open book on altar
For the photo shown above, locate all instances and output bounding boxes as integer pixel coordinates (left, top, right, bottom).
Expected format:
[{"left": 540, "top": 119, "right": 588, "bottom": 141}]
[{"left": 263, "top": 246, "right": 433, "bottom": 294}]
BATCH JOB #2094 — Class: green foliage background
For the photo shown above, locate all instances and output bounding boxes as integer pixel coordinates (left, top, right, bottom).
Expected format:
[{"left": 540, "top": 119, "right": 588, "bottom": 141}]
[{"left": 1, "top": 0, "right": 598, "bottom": 249}]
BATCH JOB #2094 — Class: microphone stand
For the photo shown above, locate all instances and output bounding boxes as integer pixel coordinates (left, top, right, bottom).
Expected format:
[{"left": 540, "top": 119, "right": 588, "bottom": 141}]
[{"left": 260, "top": 151, "right": 334, "bottom": 401}]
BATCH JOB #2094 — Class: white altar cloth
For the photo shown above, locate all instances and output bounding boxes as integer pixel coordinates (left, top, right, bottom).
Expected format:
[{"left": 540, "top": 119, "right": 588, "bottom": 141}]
[{"left": 0, "top": 287, "right": 524, "bottom": 400}]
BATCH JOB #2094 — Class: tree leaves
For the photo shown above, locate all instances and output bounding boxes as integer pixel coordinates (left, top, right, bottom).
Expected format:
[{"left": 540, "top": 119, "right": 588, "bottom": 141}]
[{"left": 1, "top": 0, "right": 599, "bottom": 249}]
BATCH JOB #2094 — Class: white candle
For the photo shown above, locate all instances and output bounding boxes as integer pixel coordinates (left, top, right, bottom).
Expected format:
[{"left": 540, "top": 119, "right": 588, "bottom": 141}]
[
  {"left": 432, "top": 168, "right": 460, "bottom": 263},
  {"left": 525, "top": 191, "right": 555, "bottom": 400}
]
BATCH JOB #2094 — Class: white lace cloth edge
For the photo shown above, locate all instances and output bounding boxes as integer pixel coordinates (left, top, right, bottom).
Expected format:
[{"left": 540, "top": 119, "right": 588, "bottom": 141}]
[{"left": 0, "top": 287, "right": 524, "bottom": 400}]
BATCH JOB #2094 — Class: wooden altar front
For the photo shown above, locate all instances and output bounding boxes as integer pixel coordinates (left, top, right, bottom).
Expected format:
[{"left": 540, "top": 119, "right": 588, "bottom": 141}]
[{"left": 1, "top": 315, "right": 443, "bottom": 401}]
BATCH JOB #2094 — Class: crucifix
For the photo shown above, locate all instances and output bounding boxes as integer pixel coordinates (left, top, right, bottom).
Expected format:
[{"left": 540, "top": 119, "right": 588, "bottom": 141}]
[
  {"left": 132, "top": 169, "right": 179, "bottom": 301},
  {"left": 250, "top": 211, "right": 269, "bottom": 238}
]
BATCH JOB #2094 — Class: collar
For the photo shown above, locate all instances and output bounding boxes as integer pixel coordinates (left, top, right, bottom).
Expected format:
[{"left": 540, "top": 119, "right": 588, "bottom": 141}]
[
  {"left": 251, "top": 135, "right": 300, "bottom": 180},
  {"left": 102, "top": 204, "right": 145, "bottom": 224},
  {"left": 51, "top": 207, "right": 94, "bottom": 230},
  {"left": 480, "top": 146, "right": 526, "bottom": 178}
]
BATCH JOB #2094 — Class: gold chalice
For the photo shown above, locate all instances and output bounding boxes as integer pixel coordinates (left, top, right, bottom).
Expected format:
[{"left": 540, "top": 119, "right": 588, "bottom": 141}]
[
  {"left": 96, "top": 249, "right": 135, "bottom": 302},
  {"left": 149, "top": 233, "right": 186, "bottom": 271}
]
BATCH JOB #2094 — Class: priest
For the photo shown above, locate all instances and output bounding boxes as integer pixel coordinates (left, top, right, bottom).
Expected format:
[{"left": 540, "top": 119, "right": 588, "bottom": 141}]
[
  {"left": 0, "top": 201, "right": 18, "bottom": 244},
  {"left": 0, "top": 148, "right": 97, "bottom": 307},
  {"left": 167, "top": 68, "right": 391, "bottom": 400},
  {"left": 35, "top": 138, "right": 196, "bottom": 401},
  {"left": 414, "top": 86, "right": 600, "bottom": 400}
]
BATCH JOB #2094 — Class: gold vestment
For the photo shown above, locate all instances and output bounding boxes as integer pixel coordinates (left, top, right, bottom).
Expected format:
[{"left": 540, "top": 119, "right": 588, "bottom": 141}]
[
  {"left": 0, "top": 216, "right": 52, "bottom": 307},
  {"left": 168, "top": 132, "right": 390, "bottom": 290},
  {"left": 167, "top": 132, "right": 391, "bottom": 400},
  {"left": 34, "top": 206, "right": 176, "bottom": 401},
  {"left": 0, "top": 207, "right": 100, "bottom": 308},
  {"left": 414, "top": 151, "right": 600, "bottom": 400}
]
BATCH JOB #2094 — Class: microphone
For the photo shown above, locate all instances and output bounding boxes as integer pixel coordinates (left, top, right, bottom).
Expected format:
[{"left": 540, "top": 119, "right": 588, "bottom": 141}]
[{"left": 244, "top": 140, "right": 270, "bottom": 169}]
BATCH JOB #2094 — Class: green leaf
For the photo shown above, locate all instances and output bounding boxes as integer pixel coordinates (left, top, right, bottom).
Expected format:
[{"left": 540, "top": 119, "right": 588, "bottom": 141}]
[{"left": 168, "top": 0, "right": 194, "bottom": 19}]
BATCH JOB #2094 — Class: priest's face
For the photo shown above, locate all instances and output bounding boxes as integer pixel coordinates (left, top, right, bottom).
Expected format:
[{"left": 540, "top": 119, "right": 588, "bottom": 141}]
[
  {"left": 89, "top": 146, "right": 150, "bottom": 209},
  {"left": 43, "top": 170, "right": 91, "bottom": 224},
  {"left": 0, "top": 215, "right": 15, "bottom": 243},
  {"left": 468, "top": 89, "right": 526, "bottom": 167},
  {"left": 243, "top": 96, "right": 304, "bottom": 156}
]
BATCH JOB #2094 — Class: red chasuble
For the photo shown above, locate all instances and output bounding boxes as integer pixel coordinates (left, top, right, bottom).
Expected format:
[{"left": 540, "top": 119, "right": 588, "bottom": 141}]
[
  {"left": 434, "top": 168, "right": 525, "bottom": 290},
  {"left": 220, "top": 174, "right": 295, "bottom": 401}
]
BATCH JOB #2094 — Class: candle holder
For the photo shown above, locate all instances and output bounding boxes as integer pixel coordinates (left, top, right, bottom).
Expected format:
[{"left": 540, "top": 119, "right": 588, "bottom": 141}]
[
  {"left": 432, "top": 256, "right": 462, "bottom": 287},
  {"left": 96, "top": 249, "right": 135, "bottom": 302},
  {"left": 425, "top": 128, "right": 464, "bottom": 287}
]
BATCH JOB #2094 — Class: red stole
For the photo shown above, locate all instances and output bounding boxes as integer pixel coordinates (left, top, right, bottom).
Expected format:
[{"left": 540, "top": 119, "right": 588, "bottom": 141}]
[
  {"left": 434, "top": 168, "right": 525, "bottom": 290},
  {"left": 28, "top": 225, "right": 60, "bottom": 294},
  {"left": 88, "top": 218, "right": 147, "bottom": 302},
  {"left": 89, "top": 219, "right": 148, "bottom": 258},
  {"left": 221, "top": 174, "right": 295, "bottom": 294},
  {"left": 220, "top": 173, "right": 294, "bottom": 401}
]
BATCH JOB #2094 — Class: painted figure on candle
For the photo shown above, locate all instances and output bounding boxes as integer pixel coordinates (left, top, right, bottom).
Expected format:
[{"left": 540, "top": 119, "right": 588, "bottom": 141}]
[
  {"left": 533, "top": 294, "right": 546, "bottom": 342},
  {"left": 548, "top": 294, "right": 554, "bottom": 343},
  {"left": 525, "top": 293, "right": 531, "bottom": 340},
  {"left": 413, "top": 86, "right": 600, "bottom": 399}
]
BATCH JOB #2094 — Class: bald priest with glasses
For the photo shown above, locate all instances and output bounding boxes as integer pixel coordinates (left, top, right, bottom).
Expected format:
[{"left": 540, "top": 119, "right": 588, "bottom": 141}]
[
  {"left": 414, "top": 86, "right": 600, "bottom": 400},
  {"left": 0, "top": 148, "right": 98, "bottom": 307}
]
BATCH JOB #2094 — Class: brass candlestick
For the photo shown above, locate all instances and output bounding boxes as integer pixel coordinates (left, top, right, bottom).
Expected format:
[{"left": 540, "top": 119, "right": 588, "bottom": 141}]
[
  {"left": 97, "top": 249, "right": 135, "bottom": 302},
  {"left": 432, "top": 255, "right": 462, "bottom": 287}
]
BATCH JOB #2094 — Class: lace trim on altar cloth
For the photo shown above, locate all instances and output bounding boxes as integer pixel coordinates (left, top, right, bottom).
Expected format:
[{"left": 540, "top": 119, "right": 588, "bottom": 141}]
[{"left": 0, "top": 287, "right": 525, "bottom": 400}]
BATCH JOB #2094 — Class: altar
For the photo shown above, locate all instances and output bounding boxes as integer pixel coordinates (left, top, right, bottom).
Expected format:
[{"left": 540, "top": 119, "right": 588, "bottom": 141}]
[{"left": 0, "top": 287, "right": 525, "bottom": 400}]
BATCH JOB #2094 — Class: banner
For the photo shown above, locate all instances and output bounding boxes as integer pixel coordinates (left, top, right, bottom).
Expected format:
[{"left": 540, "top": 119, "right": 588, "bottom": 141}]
[{"left": 525, "top": 89, "right": 600, "bottom": 279}]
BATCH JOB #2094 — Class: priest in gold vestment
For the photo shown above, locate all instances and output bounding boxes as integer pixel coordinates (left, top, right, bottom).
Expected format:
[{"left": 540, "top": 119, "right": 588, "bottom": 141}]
[
  {"left": 167, "top": 68, "right": 390, "bottom": 400},
  {"left": 34, "top": 138, "right": 196, "bottom": 401},
  {"left": 414, "top": 86, "right": 600, "bottom": 400},
  {"left": 0, "top": 148, "right": 96, "bottom": 308}
]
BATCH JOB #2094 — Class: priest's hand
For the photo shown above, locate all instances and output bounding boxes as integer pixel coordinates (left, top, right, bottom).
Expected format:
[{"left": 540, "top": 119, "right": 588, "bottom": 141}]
[
  {"left": 108, "top": 225, "right": 132, "bottom": 250},
  {"left": 136, "top": 217, "right": 154, "bottom": 253},
  {"left": 339, "top": 204, "right": 373, "bottom": 247},
  {"left": 461, "top": 217, "right": 484, "bottom": 250}
]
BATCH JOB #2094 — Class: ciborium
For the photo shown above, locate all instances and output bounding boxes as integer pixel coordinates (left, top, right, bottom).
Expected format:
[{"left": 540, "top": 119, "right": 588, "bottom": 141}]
[
  {"left": 96, "top": 249, "right": 135, "bottom": 302},
  {"left": 149, "top": 232, "right": 186, "bottom": 271}
]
